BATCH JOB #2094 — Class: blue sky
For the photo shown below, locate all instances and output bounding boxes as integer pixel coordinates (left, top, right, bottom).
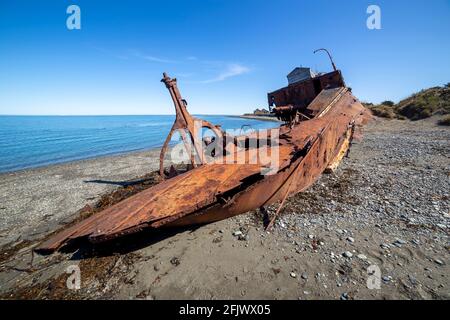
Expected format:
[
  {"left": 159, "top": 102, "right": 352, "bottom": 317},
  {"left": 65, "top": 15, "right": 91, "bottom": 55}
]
[{"left": 0, "top": 0, "right": 449, "bottom": 115}]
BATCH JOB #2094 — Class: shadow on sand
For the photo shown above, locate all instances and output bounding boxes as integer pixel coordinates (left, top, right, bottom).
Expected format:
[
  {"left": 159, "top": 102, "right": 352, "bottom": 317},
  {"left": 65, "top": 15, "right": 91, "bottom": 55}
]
[
  {"left": 83, "top": 177, "right": 155, "bottom": 187},
  {"left": 58, "top": 225, "right": 202, "bottom": 261}
]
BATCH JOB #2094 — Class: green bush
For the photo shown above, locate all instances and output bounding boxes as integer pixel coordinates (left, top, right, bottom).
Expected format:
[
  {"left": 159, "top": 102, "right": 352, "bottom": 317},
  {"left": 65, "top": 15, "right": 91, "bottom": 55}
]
[
  {"left": 381, "top": 100, "right": 395, "bottom": 107},
  {"left": 398, "top": 103, "right": 433, "bottom": 120}
]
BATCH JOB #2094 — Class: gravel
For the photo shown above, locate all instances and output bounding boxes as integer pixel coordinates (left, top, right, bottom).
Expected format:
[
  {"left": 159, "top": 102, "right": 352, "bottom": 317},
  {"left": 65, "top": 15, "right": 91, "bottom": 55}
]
[{"left": 260, "top": 117, "right": 449, "bottom": 299}]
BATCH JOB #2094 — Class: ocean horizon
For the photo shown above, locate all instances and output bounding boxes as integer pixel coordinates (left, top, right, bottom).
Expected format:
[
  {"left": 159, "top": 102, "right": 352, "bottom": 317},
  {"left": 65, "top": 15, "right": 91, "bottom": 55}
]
[{"left": 0, "top": 115, "right": 278, "bottom": 173}]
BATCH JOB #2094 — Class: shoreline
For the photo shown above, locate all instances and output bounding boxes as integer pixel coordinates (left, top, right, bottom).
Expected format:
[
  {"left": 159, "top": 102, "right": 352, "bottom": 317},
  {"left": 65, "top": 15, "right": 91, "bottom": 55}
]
[
  {"left": 0, "top": 146, "right": 162, "bottom": 177},
  {"left": 0, "top": 114, "right": 278, "bottom": 244},
  {"left": 231, "top": 115, "right": 281, "bottom": 122},
  {"left": 0, "top": 115, "right": 280, "bottom": 176}
]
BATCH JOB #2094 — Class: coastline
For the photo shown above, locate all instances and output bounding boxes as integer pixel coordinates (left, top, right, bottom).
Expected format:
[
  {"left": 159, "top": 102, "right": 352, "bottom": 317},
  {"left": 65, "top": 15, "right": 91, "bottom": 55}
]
[
  {"left": 232, "top": 114, "right": 281, "bottom": 122},
  {"left": 0, "top": 146, "right": 162, "bottom": 177},
  {"left": 0, "top": 115, "right": 279, "bottom": 175},
  {"left": 0, "top": 115, "right": 279, "bottom": 242},
  {"left": 0, "top": 114, "right": 281, "bottom": 243}
]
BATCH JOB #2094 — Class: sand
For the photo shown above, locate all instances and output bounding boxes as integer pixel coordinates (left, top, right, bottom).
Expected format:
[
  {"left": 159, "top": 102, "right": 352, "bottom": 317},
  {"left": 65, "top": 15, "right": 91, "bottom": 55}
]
[
  {"left": 0, "top": 117, "right": 448, "bottom": 299},
  {"left": 0, "top": 149, "right": 162, "bottom": 246}
]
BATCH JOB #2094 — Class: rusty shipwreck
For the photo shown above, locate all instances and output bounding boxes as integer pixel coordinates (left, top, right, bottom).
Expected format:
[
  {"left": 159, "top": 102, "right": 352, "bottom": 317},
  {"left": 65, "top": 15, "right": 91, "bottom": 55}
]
[{"left": 37, "top": 50, "right": 370, "bottom": 252}]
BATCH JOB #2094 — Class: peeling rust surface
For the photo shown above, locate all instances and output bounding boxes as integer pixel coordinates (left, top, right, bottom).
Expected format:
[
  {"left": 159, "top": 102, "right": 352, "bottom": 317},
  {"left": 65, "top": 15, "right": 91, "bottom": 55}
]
[{"left": 36, "top": 67, "right": 370, "bottom": 253}]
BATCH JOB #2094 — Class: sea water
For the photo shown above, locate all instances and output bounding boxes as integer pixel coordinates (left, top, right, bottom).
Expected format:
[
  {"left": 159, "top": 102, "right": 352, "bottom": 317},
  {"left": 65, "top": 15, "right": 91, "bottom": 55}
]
[{"left": 0, "top": 115, "right": 278, "bottom": 173}]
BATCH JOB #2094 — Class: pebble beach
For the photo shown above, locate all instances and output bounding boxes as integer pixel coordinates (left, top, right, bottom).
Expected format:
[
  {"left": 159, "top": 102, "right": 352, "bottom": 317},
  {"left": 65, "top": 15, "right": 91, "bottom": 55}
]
[{"left": 0, "top": 116, "right": 448, "bottom": 299}]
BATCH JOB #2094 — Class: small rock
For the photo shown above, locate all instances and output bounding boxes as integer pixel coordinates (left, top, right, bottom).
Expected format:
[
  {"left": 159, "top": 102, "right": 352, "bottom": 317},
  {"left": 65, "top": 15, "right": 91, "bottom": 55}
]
[
  {"left": 408, "top": 275, "right": 417, "bottom": 286},
  {"left": 347, "top": 237, "right": 355, "bottom": 243},
  {"left": 233, "top": 230, "right": 243, "bottom": 236},
  {"left": 290, "top": 272, "right": 297, "bottom": 278},
  {"left": 170, "top": 257, "right": 180, "bottom": 266},
  {"left": 357, "top": 254, "right": 367, "bottom": 260},
  {"left": 343, "top": 251, "right": 353, "bottom": 258},
  {"left": 340, "top": 292, "right": 349, "bottom": 300},
  {"left": 393, "top": 238, "right": 407, "bottom": 247},
  {"left": 434, "top": 259, "right": 444, "bottom": 266},
  {"left": 301, "top": 272, "right": 308, "bottom": 280},
  {"left": 238, "top": 234, "right": 249, "bottom": 241},
  {"left": 382, "top": 276, "right": 392, "bottom": 282}
]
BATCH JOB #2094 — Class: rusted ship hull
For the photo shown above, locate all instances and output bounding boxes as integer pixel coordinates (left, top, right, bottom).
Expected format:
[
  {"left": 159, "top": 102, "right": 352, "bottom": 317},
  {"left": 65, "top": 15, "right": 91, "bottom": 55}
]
[
  {"left": 167, "top": 94, "right": 366, "bottom": 228},
  {"left": 36, "top": 66, "right": 370, "bottom": 253}
]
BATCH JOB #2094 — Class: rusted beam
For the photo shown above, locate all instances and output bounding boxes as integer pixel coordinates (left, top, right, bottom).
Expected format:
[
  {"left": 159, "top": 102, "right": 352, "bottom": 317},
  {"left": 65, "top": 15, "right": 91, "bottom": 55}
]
[{"left": 159, "top": 73, "right": 223, "bottom": 177}]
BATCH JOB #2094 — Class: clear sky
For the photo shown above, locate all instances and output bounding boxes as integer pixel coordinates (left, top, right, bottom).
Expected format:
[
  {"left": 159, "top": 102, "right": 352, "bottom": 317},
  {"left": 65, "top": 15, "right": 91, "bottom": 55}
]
[{"left": 0, "top": 0, "right": 449, "bottom": 115}]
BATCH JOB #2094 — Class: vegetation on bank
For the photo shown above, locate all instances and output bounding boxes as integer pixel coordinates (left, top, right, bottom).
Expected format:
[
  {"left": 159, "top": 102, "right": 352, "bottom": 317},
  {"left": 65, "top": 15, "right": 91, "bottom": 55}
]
[
  {"left": 363, "top": 84, "right": 450, "bottom": 124},
  {"left": 243, "top": 108, "right": 277, "bottom": 118}
]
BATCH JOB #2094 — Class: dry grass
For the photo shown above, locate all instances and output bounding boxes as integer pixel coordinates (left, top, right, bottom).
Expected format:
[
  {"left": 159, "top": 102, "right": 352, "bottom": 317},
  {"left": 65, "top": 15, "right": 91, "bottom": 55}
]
[
  {"left": 369, "top": 105, "right": 397, "bottom": 119},
  {"left": 437, "top": 115, "right": 450, "bottom": 126},
  {"left": 365, "top": 85, "right": 450, "bottom": 120}
]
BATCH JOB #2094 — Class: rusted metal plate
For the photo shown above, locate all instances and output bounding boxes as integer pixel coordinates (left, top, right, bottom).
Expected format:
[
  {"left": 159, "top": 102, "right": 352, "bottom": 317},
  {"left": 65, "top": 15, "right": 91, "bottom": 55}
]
[
  {"left": 305, "top": 87, "right": 345, "bottom": 117},
  {"left": 163, "top": 94, "right": 369, "bottom": 228},
  {"left": 36, "top": 144, "right": 295, "bottom": 251}
]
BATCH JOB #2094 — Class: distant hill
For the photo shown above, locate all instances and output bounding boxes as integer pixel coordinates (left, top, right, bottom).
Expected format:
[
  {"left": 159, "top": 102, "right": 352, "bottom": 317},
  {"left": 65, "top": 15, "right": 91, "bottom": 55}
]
[{"left": 364, "top": 83, "right": 450, "bottom": 122}]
